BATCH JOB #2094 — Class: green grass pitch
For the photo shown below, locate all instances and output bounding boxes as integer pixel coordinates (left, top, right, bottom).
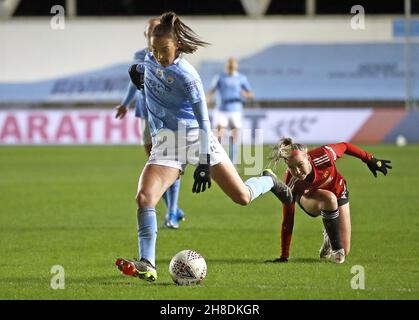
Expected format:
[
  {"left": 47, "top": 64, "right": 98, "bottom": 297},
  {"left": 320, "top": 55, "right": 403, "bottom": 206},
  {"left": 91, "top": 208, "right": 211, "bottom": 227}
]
[{"left": 0, "top": 144, "right": 418, "bottom": 299}]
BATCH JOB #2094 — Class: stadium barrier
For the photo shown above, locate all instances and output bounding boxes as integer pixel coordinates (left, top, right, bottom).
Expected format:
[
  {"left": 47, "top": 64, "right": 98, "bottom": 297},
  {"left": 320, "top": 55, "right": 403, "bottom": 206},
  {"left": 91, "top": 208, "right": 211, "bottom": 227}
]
[
  {"left": 199, "top": 42, "right": 419, "bottom": 101},
  {"left": 0, "top": 43, "right": 417, "bottom": 104},
  {"left": 1, "top": 108, "right": 416, "bottom": 145}
]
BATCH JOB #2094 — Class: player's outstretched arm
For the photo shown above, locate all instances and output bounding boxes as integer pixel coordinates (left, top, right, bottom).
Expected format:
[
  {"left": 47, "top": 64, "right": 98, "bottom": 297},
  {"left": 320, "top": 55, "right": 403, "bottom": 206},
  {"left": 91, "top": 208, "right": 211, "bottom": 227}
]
[
  {"left": 193, "top": 154, "right": 211, "bottom": 193},
  {"left": 265, "top": 202, "right": 295, "bottom": 263},
  {"left": 327, "top": 142, "right": 392, "bottom": 178},
  {"left": 241, "top": 90, "right": 253, "bottom": 99},
  {"left": 115, "top": 71, "right": 139, "bottom": 120},
  {"left": 365, "top": 157, "right": 392, "bottom": 178},
  {"left": 205, "top": 90, "right": 214, "bottom": 104},
  {"left": 114, "top": 105, "right": 128, "bottom": 119},
  {"left": 191, "top": 100, "right": 212, "bottom": 193},
  {"left": 206, "top": 75, "right": 219, "bottom": 104}
]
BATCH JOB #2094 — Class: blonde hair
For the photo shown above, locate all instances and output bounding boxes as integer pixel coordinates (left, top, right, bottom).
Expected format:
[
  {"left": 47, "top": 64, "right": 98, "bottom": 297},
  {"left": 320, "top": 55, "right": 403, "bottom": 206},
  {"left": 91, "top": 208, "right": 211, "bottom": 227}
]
[{"left": 268, "top": 137, "right": 308, "bottom": 168}]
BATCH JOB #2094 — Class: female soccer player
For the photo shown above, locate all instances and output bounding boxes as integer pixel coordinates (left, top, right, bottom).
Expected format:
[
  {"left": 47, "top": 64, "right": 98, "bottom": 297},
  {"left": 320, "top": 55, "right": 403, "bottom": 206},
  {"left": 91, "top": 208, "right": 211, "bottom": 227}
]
[
  {"left": 114, "top": 18, "right": 185, "bottom": 229},
  {"left": 115, "top": 12, "right": 291, "bottom": 282},
  {"left": 267, "top": 138, "right": 392, "bottom": 264},
  {"left": 206, "top": 57, "right": 253, "bottom": 165}
]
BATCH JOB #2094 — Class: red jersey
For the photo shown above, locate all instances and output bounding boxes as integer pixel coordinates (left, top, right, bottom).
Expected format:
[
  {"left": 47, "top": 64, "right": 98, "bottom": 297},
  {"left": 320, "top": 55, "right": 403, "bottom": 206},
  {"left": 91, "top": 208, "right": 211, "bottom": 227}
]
[{"left": 280, "top": 142, "right": 372, "bottom": 258}]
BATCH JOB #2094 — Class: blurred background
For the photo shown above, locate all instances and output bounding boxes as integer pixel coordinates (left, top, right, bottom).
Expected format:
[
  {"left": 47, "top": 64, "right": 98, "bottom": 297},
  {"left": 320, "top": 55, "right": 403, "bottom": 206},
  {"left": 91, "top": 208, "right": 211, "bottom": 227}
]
[{"left": 0, "top": 0, "right": 418, "bottom": 145}]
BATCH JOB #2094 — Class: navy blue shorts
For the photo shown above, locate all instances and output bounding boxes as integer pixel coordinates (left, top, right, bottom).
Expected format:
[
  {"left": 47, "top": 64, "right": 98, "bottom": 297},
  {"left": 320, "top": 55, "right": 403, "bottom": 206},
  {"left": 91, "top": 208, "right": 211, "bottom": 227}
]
[{"left": 296, "top": 181, "right": 349, "bottom": 217}]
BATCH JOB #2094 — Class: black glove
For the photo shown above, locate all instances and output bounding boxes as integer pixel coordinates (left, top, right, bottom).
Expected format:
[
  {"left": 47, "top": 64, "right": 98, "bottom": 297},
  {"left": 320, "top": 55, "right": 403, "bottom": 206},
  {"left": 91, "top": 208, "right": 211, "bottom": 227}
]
[
  {"left": 265, "top": 257, "right": 288, "bottom": 263},
  {"left": 192, "top": 154, "right": 211, "bottom": 193},
  {"left": 366, "top": 157, "right": 392, "bottom": 178},
  {"left": 128, "top": 64, "right": 144, "bottom": 90}
]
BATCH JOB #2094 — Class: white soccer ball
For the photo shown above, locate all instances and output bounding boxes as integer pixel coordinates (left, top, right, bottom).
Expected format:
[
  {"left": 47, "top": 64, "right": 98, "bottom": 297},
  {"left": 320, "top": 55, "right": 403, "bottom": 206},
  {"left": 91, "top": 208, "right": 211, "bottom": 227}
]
[{"left": 169, "top": 250, "right": 207, "bottom": 285}]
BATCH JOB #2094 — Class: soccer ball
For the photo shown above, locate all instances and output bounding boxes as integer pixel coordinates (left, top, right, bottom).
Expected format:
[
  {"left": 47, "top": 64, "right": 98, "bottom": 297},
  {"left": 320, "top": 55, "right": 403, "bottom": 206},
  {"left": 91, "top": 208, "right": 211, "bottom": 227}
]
[{"left": 169, "top": 250, "right": 207, "bottom": 285}]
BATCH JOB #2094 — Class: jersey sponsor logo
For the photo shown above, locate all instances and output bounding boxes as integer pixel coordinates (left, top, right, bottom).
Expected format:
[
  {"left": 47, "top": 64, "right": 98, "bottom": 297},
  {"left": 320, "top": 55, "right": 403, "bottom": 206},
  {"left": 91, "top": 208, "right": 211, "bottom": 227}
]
[
  {"left": 185, "top": 80, "right": 198, "bottom": 93},
  {"left": 145, "top": 78, "right": 171, "bottom": 96},
  {"left": 318, "top": 176, "right": 333, "bottom": 189}
]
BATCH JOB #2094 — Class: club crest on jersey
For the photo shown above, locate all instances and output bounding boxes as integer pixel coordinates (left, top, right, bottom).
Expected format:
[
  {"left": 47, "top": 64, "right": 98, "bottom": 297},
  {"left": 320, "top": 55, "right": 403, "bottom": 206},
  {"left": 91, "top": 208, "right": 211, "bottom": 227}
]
[
  {"left": 156, "top": 69, "right": 164, "bottom": 79},
  {"left": 166, "top": 75, "right": 175, "bottom": 84},
  {"left": 319, "top": 176, "right": 333, "bottom": 189},
  {"left": 323, "top": 171, "right": 329, "bottom": 179}
]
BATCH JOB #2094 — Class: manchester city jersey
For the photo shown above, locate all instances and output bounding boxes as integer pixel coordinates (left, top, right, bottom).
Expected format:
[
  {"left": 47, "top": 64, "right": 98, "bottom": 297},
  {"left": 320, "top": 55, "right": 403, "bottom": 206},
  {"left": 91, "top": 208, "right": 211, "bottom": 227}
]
[
  {"left": 210, "top": 72, "right": 251, "bottom": 112},
  {"left": 141, "top": 52, "right": 205, "bottom": 136}
]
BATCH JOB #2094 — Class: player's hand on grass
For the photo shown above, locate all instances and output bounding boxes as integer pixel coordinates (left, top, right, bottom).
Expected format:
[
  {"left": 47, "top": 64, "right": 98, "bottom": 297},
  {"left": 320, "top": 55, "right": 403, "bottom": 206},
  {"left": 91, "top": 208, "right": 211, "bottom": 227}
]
[
  {"left": 366, "top": 157, "right": 392, "bottom": 178},
  {"left": 265, "top": 257, "right": 288, "bottom": 263},
  {"left": 115, "top": 105, "right": 128, "bottom": 120},
  {"left": 128, "top": 64, "right": 145, "bottom": 90},
  {"left": 193, "top": 154, "right": 211, "bottom": 193}
]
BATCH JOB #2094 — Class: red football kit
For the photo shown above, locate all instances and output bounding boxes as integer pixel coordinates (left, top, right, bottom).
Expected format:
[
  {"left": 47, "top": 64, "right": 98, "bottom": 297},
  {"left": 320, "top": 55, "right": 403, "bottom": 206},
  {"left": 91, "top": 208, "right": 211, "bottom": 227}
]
[{"left": 280, "top": 142, "right": 372, "bottom": 258}]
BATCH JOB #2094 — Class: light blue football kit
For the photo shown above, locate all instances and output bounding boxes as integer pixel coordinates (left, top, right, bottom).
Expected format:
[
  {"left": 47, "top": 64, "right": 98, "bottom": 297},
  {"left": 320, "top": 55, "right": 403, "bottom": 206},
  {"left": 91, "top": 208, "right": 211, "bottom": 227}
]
[
  {"left": 135, "top": 54, "right": 273, "bottom": 267},
  {"left": 120, "top": 49, "right": 183, "bottom": 235},
  {"left": 209, "top": 71, "right": 252, "bottom": 163},
  {"left": 209, "top": 71, "right": 251, "bottom": 112},
  {"left": 141, "top": 52, "right": 210, "bottom": 146}
]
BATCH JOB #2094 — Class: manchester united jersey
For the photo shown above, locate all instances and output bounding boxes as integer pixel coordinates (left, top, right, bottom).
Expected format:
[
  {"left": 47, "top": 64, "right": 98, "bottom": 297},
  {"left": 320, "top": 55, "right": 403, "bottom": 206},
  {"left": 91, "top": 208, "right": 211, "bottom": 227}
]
[{"left": 280, "top": 142, "right": 372, "bottom": 258}]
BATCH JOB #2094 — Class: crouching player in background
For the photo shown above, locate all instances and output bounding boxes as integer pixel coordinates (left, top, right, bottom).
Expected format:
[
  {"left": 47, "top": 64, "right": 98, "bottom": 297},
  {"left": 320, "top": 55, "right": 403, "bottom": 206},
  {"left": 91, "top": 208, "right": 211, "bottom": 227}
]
[
  {"left": 114, "top": 18, "right": 185, "bottom": 229},
  {"left": 268, "top": 138, "right": 392, "bottom": 264}
]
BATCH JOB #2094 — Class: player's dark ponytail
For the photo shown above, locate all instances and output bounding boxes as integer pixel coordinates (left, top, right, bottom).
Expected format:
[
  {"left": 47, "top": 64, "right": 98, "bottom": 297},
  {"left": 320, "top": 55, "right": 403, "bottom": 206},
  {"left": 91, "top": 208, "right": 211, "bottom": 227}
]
[{"left": 153, "top": 11, "right": 209, "bottom": 54}]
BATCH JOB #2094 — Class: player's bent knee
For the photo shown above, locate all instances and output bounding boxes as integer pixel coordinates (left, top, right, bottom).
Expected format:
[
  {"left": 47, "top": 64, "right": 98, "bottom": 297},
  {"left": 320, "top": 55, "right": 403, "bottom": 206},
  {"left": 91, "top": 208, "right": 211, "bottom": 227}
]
[
  {"left": 320, "top": 192, "right": 338, "bottom": 211},
  {"left": 136, "top": 190, "right": 158, "bottom": 208},
  {"left": 232, "top": 192, "right": 251, "bottom": 206}
]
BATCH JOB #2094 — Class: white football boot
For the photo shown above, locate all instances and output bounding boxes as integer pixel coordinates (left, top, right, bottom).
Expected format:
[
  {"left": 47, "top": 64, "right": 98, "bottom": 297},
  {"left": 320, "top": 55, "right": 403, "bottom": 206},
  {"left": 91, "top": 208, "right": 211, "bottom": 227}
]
[
  {"left": 319, "top": 230, "right": 332, "bottom": 260},
  {"left": 330, "top": 249, "right": 346, "bottom": 264}
]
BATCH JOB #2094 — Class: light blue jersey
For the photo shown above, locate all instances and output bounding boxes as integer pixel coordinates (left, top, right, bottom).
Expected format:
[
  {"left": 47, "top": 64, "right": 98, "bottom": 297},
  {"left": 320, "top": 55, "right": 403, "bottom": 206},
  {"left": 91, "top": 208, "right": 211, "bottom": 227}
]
[
  {"left": 209, "top": 72, "right": 251, "bottom": 112},
  {"left": 120, "top": 48, "right": 148, "bottom": 118},
  {"left": 141, "top": 53, "right": 206, "bottom": 136}
]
